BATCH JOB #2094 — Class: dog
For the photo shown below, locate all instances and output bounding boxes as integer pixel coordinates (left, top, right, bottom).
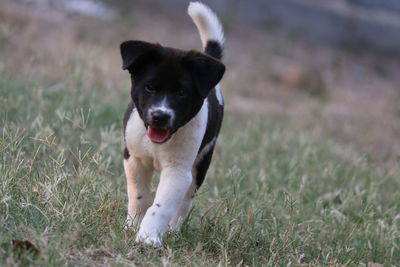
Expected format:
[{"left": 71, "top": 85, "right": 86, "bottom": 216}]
[{"left": 120, "top": 2, "right": 225, "bottom": 247}]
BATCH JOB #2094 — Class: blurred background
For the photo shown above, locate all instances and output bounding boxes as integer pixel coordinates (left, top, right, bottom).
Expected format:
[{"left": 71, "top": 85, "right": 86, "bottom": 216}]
[{"left": 1, "top": 0, "right": 399, "bottom": 172}]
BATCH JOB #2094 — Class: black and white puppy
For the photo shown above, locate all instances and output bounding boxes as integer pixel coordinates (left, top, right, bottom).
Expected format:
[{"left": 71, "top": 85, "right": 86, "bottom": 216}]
[{"left": 120, "top": 2, "right": 225, "bottom": 247}]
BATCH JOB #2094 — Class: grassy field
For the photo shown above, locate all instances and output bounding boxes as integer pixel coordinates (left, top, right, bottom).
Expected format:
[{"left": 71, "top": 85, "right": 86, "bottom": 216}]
[
  {"left": 1, "top": 1, "right": 400, "bottom": 266},
  {"left": 1, "top": 73, "right": 399, "bottom": 265}
]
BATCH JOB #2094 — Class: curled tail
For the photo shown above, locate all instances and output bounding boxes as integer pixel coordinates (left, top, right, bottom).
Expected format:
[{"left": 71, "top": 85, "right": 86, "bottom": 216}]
[{"left": 188, "top": 2, "right": 224, "bottom": 60}]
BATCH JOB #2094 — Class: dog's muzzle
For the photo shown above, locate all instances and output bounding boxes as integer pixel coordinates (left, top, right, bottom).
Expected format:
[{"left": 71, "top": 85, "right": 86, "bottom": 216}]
[{"left": 146, "top": 110, "right": 174, "bottom": 144}]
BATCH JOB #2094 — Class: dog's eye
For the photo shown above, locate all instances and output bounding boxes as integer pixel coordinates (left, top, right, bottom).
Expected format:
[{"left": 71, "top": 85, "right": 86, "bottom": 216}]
[
  {"left": 177, "top": 89, "right": 186, "bottom": 97},
  {"left": 145, "top": 85, "right": 155, "bottom": 93}
]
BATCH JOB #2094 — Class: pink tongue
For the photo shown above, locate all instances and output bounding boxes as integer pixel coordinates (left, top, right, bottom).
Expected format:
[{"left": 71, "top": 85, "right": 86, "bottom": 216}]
[{"left": 147, "top": 126, "right": 170, "bottom": 143}]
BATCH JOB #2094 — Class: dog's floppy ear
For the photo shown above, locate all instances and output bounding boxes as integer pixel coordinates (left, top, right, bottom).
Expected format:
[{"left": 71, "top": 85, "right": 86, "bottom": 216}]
[
  {"left": 120, "top": 40, "right": 162, "bottom": 72},
  {"left": 185, "top": 52, "right": 225, "bottom": 98}
]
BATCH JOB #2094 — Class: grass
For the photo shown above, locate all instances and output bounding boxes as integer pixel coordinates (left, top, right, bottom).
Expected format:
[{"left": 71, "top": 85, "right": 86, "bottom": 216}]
[
  {"left": 1, "top": 73, "right": 399, "bottom": 266},
  {"left": 0, "top": 1, "right": 399, "bottom": 264}
]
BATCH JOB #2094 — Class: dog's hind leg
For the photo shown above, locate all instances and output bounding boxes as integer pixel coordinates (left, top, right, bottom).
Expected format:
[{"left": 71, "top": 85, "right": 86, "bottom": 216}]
[
  {"left": 168, "top": 182, "right": 196, "bottom": 231},
  {"left": 123, "top": 154, "right": 153, "bottom": 229}
]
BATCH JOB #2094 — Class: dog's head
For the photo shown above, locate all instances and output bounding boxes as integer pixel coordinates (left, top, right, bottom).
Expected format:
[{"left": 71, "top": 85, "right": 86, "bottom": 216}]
[{"left": 120, "top": 40, "right": 225, "bottom": 144}]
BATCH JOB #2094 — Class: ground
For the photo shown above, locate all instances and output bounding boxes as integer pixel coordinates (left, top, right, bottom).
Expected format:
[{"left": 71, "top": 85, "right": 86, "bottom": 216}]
[{"left": 0, "top": 1, "right": 399, "bottom": 265}]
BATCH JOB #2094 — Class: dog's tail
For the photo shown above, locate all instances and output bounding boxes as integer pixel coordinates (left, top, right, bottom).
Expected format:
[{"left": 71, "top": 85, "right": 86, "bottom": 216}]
[{"left": 188, "top": 2, "right": 224, "bottom": 60}]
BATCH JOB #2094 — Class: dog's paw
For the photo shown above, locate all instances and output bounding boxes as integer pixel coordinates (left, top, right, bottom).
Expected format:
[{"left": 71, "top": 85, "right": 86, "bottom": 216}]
[{"left": 135, "top": 231, "right": 162, "bottom": 248}]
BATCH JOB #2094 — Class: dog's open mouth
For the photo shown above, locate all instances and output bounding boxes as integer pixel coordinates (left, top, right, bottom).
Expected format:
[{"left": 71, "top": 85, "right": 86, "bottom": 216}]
[{"left": 147, "top": 126, "right": 171, "bottom": 144}]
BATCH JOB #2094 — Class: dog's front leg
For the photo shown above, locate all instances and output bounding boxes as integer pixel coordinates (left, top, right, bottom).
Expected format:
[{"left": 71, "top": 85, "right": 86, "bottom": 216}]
[
  {"left": 124, "top": 156, "right": 153, "bottom": 229},
  {"left": 136, "top": 167, "right": 192, "bottom": 247}
]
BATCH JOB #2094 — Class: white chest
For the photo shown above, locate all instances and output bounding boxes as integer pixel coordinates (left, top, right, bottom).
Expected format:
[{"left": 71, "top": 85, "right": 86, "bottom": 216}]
[{"left": 124, "top": 101, "right": 208, "bottom": 171}]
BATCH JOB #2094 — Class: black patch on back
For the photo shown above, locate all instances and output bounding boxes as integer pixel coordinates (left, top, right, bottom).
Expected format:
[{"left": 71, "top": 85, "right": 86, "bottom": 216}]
[
  {"left": 205, "top": 41, "right": 223, "bottom": 60},
  {"left": 194, "top": 88, "right": 224, "bottom": 188},
  {"left": 194, "top": 148, "right": 215, "bottom": 189}
]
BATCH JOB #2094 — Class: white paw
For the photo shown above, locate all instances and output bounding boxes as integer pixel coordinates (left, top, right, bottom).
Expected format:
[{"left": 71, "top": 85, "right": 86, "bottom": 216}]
[
  {"left": 135, "top": 231, "right": 162, "bottom": 248},
  {"left": 124, "top": 213, "right": 143, "bottom": 230}
]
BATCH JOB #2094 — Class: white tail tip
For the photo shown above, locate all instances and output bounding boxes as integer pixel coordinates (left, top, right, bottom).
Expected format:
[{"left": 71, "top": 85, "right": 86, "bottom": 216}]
[{"left": 188, "top": 2, "right": 225, "bottom": 48}]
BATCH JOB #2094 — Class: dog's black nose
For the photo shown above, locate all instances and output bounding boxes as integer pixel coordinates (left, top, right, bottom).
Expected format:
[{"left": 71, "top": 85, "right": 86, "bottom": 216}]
[{"left": 150, "top": 110, "right": 171, "bottom": 127}]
